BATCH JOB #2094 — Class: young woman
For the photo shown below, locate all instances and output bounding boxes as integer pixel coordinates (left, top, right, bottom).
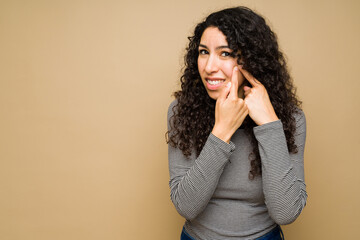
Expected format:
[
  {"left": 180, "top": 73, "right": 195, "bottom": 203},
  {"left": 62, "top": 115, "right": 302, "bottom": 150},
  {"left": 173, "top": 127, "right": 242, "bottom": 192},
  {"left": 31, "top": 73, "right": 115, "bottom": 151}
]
[{"left": 167, "top": 6, "right": 307, "bottom": 240}]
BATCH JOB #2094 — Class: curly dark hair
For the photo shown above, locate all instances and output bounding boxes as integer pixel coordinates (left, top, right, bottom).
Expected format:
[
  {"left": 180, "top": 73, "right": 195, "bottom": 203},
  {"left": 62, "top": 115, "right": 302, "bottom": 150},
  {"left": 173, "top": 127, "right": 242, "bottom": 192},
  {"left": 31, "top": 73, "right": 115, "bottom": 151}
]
[{"left": 166, "top": 6, "right": 301, "bottom": 179}]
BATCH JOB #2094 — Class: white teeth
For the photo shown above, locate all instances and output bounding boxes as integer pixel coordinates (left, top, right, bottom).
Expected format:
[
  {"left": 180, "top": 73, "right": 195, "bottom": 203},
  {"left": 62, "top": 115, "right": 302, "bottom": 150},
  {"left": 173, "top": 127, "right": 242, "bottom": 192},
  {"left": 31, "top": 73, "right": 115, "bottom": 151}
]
[{"left": 207, "top": 80, "right": 224, "bottom": 85}]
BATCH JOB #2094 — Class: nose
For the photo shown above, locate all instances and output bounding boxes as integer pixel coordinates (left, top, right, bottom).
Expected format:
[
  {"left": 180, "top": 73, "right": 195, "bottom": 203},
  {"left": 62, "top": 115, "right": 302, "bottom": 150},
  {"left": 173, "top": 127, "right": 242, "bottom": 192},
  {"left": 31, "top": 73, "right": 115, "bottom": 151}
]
[{"left": 205, "top": 55, "right": 219, "bottom": 73}]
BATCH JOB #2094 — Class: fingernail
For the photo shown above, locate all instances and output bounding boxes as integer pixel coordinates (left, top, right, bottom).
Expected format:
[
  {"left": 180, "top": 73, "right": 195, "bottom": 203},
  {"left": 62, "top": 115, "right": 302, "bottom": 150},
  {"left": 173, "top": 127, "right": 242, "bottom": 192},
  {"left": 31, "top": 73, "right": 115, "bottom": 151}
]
[
  {"left": 234, "top": 66, "right": 238, "bottom": 71},
  {"left": 226, "top": 82, "right": 231, "bottom": 88}
]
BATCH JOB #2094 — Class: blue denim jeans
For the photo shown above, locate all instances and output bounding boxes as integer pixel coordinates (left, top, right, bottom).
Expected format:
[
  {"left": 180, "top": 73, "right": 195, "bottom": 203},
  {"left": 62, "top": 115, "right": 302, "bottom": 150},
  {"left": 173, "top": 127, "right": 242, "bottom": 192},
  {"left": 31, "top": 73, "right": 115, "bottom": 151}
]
[
  {"left": 180, "top": 227, "right": 196, "bottom": 240},
  {"left": 256, "top": 225, "right": 284, "bottom": 240},
  {"left": 180, "top": 225, "right": 284, "bottom": 240}
]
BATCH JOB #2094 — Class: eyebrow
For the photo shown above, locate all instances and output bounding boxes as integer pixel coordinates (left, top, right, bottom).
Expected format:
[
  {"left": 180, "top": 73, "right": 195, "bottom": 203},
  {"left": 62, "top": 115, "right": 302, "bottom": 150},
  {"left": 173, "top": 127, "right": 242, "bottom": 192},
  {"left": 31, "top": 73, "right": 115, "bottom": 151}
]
[{"left": 199, "top": 44, "right": 231, "bottom": 50}]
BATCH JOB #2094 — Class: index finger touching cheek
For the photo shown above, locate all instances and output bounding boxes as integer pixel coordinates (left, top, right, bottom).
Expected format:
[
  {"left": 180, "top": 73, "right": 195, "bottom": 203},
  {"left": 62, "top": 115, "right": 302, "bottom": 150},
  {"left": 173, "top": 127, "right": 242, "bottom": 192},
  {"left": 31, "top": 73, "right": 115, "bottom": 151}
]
[
  {"left": 238, "top": 66, "right": 260, "bottom": 87},
  {"left": 228, "top": 66, "right": 240, "bottom": 99}
]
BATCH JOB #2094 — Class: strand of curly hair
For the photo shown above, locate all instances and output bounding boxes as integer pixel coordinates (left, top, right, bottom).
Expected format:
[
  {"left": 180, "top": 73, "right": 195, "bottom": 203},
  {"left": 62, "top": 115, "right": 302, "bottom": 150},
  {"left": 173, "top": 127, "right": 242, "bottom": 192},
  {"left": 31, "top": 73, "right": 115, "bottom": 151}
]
[{"left": 166, "top": 7, "right": 301, "bottom": 179}]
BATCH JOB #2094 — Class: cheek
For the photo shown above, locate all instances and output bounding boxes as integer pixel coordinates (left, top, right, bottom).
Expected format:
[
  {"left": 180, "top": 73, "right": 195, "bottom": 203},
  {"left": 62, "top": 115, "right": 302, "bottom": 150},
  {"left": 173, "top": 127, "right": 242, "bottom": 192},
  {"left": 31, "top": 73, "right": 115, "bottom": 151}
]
[
  {"left": 223, "top": 61, "right": 245, "bottom": 85},
  {"left": 197, "top": 58, "right": 204, "bottom": 74},
  {"left": 222, "top": 61, "right": 237, "bottom": 79},
  {"left": 238, "top": 73, "right": 245, "bottom": 86}
]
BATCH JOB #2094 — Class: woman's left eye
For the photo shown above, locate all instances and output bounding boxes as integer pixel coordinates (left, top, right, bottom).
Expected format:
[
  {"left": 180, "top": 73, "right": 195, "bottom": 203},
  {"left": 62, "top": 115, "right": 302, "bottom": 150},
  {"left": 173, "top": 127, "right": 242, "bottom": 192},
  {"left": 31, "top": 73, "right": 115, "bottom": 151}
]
[
  {"left": 199, "top": 49, "right": 208, "bottom": 55},
  {"left": 221, "top": 51, "right": 231, "bottom": 57}
]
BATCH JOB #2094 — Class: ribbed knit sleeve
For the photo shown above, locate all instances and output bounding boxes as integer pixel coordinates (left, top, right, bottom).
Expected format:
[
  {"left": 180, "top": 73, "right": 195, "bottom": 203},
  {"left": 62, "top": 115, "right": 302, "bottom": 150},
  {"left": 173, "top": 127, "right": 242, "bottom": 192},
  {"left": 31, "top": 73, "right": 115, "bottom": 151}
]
[
  {"left": 253, "top": 111, "right": 307, "bottom": 225},
  {"left": 167, "top": 101, "right": 235, "bottom": 220}
]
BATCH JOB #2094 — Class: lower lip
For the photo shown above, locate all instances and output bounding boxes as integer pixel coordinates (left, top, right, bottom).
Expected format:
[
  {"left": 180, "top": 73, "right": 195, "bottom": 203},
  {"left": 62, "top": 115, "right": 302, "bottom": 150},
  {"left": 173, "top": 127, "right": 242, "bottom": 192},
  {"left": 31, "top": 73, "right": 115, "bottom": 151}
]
[{"left": 206, "top": 80, "right": 225, "bottom": 90}]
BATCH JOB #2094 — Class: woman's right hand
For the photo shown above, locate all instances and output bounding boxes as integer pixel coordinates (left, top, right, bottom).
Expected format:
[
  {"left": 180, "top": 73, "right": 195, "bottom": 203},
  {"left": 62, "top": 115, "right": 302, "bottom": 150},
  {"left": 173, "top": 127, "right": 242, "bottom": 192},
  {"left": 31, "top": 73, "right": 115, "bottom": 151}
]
[{"left": 211, "top": 66, "right": 249, "bottom": 143}]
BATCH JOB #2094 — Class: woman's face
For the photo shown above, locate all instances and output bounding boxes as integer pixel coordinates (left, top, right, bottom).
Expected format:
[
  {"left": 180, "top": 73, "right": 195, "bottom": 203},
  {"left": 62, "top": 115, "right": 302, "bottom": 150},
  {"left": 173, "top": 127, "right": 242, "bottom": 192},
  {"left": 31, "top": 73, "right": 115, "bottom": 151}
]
[{"left": 197, "top": 27, "right": 245, "bottom": 100}]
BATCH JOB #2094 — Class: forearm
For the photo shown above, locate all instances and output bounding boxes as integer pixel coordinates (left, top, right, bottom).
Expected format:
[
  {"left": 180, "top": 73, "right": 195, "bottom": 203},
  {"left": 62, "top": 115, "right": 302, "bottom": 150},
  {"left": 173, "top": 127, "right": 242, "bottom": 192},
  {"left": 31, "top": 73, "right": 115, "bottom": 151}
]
[{"left": 254, "top": 119, "right": 307, "bottom": 225}]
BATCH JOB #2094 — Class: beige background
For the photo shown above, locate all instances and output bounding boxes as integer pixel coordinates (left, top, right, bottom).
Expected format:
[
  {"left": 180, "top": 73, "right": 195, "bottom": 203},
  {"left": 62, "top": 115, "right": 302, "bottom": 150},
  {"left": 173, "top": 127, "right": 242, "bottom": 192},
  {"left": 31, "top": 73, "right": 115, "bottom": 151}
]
[{"left": 1, "top": 0, "right": 359, "bottom": 239}]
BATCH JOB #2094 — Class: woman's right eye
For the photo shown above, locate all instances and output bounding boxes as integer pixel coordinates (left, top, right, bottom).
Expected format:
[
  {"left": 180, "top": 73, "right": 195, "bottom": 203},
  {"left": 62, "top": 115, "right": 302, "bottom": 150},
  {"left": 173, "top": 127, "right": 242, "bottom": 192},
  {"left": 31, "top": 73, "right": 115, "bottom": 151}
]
[{"left": 199, "top": 49, "right": 208, "bottom": 55}]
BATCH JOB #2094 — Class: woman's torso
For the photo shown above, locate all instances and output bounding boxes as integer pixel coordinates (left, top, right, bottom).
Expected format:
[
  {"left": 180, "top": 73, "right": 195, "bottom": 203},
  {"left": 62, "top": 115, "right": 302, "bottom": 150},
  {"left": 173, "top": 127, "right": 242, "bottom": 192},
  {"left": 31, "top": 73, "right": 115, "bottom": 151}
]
[{"left": 183, "top": 129, "right": 276, "bottom": 240}]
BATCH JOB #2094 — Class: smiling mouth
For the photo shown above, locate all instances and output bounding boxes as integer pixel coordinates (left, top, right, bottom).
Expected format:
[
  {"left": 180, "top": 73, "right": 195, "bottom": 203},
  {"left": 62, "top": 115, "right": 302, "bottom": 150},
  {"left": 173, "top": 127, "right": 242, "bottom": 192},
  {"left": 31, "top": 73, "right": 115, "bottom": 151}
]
[
  {"left": 207, "top": 79, "right": 225, "bottom": 85},
  {"left": 207, "top": 80, "right": 224, "bottom": 85}
]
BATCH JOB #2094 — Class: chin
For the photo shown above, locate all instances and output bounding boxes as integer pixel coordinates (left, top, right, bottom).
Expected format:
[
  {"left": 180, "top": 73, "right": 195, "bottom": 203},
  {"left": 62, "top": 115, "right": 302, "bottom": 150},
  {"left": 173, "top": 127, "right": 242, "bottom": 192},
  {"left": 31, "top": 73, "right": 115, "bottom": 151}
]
[{"left": 206, "top": 91, "right": 220, "bottom": 100}]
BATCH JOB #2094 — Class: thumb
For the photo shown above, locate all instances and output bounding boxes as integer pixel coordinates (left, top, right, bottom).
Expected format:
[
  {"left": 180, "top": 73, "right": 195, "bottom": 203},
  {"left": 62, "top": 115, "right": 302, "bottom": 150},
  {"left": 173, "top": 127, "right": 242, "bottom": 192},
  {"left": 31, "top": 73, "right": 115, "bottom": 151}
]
[{"left": 243, "top": 85, "right": 251, "bottom": 97}]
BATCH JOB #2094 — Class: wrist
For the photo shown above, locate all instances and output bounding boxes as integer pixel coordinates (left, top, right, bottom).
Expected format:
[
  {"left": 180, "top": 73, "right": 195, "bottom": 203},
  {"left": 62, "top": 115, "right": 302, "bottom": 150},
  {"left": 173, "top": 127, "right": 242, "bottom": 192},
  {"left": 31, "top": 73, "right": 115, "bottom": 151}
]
[
  {"left": 258, "top": 115, "right": 279, "bottom": 126},
  {"left": 211, "top": 125, "right": 231, "bottom": 143}
]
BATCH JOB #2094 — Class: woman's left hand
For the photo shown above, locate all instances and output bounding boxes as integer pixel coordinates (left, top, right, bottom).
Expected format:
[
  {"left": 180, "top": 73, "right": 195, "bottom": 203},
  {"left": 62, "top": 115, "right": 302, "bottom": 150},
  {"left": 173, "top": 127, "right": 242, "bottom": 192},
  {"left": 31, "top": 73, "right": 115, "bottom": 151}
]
[{"left": 239, "top": 66, "right": 279, "bottom": 126}]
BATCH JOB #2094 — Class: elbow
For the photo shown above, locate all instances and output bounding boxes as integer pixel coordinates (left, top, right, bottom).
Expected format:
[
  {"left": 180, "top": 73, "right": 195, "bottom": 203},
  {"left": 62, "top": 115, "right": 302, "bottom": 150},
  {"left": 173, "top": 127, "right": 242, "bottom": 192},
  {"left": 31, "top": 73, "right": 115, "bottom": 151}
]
[
  {"left": 171, "top": 199, "right": 198, "bottom": 220},
  {"left": 177, "top": 208, "right": 198, "bottom": 221},
  {"left": 269, "top": 206, "right": 302, "bottom": 225},
  {"left": 169, "top": 178, "right": 207, "bottom": 221},
  {"left": 269, "top": 195, "right": 307, "bottom": 225},
  {"left": 170, "top": 193, "right": 199, "bottom": 221},
  {"left": 271, "top": 212, "right": 299, "bottom": 225}
]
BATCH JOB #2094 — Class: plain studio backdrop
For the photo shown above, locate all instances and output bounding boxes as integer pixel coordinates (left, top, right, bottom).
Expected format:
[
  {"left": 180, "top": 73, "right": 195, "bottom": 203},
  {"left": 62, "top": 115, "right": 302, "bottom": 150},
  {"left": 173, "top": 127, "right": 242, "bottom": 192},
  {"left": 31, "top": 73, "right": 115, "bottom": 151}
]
[{"left": 0, "top": 0, "right": 359, "bottom": 239}]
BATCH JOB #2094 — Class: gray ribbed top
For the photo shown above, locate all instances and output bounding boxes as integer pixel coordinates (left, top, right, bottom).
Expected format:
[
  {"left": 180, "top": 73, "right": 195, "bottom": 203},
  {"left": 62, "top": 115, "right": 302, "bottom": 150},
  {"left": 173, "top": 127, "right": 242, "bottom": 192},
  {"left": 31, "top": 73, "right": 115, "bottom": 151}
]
[{"left": 167, "top": 100, "right": 307, "bottom": 240}]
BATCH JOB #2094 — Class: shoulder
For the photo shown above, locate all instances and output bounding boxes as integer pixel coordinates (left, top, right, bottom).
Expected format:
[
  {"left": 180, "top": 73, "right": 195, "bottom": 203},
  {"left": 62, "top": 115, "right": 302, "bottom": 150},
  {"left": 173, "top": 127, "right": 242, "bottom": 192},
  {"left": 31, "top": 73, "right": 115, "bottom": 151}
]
[
  {"left": 167, "top": 99, "right": 178, "bottom": 119},
  {"left": 293, "top": 108, "right": 306, "bottom": 134},
  {"left": 293, "top": 108, "right": 306, "bottom": 125}
]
